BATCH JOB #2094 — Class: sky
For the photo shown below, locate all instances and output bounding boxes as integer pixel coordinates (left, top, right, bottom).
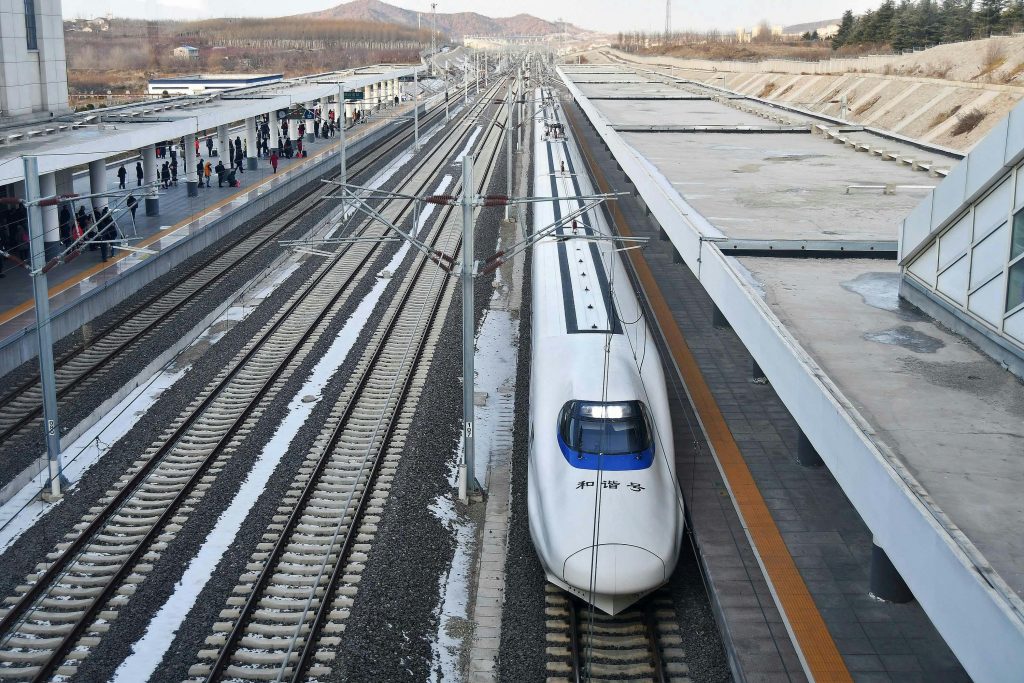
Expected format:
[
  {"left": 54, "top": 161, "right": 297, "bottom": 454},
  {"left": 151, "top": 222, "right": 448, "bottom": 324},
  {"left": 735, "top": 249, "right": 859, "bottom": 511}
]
[{"left": 61, "top": 0, "right": 883, "bottom": 33}]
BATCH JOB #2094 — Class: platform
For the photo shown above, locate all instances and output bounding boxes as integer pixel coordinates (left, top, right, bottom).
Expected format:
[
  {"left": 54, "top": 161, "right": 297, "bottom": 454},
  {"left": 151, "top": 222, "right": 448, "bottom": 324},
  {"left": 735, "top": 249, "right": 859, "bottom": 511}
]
[
  {"left": 560, "top": 62, "right": 1024, "bottom": 682},
  {"left": 0, "top": 99, "right": 424, "bottom": 367}
]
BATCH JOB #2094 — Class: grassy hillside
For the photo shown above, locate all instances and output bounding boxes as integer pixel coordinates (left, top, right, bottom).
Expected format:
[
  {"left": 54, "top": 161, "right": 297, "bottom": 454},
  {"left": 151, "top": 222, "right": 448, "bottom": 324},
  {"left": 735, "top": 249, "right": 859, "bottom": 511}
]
[{"left": 65, "top": 17, "right": 429, "bottom": 106}]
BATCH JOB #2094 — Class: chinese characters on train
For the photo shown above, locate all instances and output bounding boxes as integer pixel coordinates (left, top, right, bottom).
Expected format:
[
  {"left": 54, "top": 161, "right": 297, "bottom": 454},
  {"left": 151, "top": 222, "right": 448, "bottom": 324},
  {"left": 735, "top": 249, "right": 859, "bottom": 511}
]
[{"left": 575, "top": 481, "right": 644, "bottom": 492}]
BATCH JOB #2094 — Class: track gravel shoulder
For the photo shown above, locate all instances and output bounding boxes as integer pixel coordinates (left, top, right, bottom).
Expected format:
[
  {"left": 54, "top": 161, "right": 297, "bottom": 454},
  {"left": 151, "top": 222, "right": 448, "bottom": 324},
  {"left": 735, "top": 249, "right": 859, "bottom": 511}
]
[{"left": 323, "top": 142, "right": 506, "bottom": 682}]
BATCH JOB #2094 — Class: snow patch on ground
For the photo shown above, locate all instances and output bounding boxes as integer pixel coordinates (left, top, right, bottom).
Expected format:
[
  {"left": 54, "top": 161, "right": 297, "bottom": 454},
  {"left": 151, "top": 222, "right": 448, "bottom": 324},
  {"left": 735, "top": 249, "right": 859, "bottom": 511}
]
[
  {"left": 0, "top": 259, "right": 299, "bottom": 552},
  {"left": 427, "top": 494, "right": 474, "bottom": 683},
  {"left": 111, "top": 251, "right": 394, "bottom": 683},
  {"left": 472, "top": 309, "right": 516, "bottom": 489},
  {"left": 456, "top": 126, "right": 482, "bottom": 163}
]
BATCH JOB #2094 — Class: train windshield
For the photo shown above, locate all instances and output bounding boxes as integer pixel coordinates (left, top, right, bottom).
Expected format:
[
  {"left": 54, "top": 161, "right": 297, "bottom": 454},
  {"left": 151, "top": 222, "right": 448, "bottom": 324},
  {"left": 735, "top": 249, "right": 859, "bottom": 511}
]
[{"left": 559, "top": 400, "right": 652, "bottom": 455}]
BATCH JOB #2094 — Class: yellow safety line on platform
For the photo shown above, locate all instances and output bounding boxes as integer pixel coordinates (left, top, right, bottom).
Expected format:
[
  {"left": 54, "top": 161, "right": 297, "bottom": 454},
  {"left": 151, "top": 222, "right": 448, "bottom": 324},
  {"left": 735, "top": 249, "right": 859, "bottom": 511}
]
[
  {"left": 564, "top": 101, "right": 852, "bottom": 683},
  {"left": 0, "top": 108, "right": 402, "bottom": 329}
]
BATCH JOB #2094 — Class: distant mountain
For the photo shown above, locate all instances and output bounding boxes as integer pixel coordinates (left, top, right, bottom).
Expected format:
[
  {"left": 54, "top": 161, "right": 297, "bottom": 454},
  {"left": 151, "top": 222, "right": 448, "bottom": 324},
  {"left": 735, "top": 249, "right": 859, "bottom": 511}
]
[{"left": 299, "top": 0, "right": 580, "bottom": 38}]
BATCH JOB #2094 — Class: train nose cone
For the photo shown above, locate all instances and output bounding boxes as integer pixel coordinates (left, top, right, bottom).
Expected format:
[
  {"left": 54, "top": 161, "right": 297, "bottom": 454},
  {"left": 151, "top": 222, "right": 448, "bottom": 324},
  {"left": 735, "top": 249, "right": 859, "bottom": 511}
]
[{"left": 562, "top": 544, "right": 665, "bottom": 596}]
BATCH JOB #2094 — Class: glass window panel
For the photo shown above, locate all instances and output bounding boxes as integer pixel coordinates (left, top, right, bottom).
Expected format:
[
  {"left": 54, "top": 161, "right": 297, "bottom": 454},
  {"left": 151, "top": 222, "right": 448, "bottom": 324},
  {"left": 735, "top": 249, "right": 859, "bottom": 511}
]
[
  {"left": 24, "top": 0, "right": 37, "bottom": 51},
  {"left": 1008, "top": 260, "right": 1024, "bottom": 312},
  {"left": 1013, "top": 208, "right": 1024, "bottom": 261}
]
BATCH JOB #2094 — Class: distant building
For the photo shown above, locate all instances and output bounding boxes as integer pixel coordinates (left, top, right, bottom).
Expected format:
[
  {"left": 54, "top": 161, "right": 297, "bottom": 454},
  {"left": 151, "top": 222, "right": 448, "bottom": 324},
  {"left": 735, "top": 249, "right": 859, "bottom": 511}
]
[
  {"left": 782, "top": 19, "right": 842, "bottom": 39},
  {"left": 0, "top": 0, "right": 70, "bottom": 119},
  {"left": 147, "top": 73, "right": 283, "bottom": 96},
  {"left": 173, "top": 46, "right": 200, "bottom": 60},
  {"left": 736, "top": 24, "right": 783, "bottom": 43}
]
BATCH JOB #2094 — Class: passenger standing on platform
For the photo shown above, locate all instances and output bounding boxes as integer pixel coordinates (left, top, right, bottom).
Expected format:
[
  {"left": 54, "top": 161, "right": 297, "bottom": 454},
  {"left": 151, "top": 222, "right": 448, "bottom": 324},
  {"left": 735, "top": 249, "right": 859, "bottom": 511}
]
[
  {"left": 314, "top": 119, "right": 320, "bottom": 138},
  {"left": 0, "top": 214, "right": 7, "bottom": 278},
  {"left": 195, "top": 137, "right": 200, "bottom": 156},
  {"left": 135, "top": 161, "right": 144, "bottom": 187},
  {"left": 14, "top": 205, "right": 28, "bottom": 262},
  {"left": 227, "top": 139, "right": 234, "bottom": 163},
  {"left": 296, "top": 137, "right": 303, "bottom": 157},
  {"left": 234, "top": 146, "right": 244, "bottom": 174},
  {"left": 206, "top": 136, "right": 214, "bottom": 158},
  {"left": 196, "top": 159, "right": 205, "bottom": 187},
  {"left": 75, "top": 206, "right": 89, "bottom": 243},
  {"left": 58, "top": 204, "right": 72, "bottom": 246},
  {"left": 161, "top": 162, "right": 170, "bottom": 189},
  {"left": 270, "top": 151, "right": 279, "bottom": 174},
  {"left": 204, "top": 161, "right": 212, "bottom": 188},
  {"left": 215, "top": 160, "right": 226, "bottom": 187},
  {"left": 170, "top": 146, "right": 177, "bottom": 165},
  {"left": 170, "top": 158, "right": 178, "bottom": 185},
  {"left": 126, "top": 194, "right": 138, "bottom": 223},
  {"left": 117, "top": 164, "right": 127, "bottom": 190},
  {"left": 97, "top": 208, "right": 114, "bottom": 262}
]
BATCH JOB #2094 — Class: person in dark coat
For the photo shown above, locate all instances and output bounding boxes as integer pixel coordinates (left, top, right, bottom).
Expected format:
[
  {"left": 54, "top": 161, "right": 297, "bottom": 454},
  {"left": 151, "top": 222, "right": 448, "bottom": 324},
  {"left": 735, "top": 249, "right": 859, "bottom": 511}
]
[
  {"left": 313, "top": 119, "right": 320, "bottom": 138},
  {"left": 117, "top": 164, "right": 127, "bottom": 189},
  {"left": 76, "top": 206, "right": 90, "bottom": 245},
  {"left": 126, "top": 194, "right": 138, "bottom": 224},
  {"left": 215, "top": 160, "right": 226, "bottom": 187},
  {"left": 135, "top": 161, "right": 144, "bottom": 187},
  {"left": 170, "top": 158, "right": 178, "bottom": 185},
  {"left": 58, "top": 204, "right": 72, "bottom": 246},
  {"left": 0, "top": 210, "right": 9, "bottom": 278},
  {"left": 196, "top": 159, "right": 205, "bottom": 187},
  {"left": 205, "top": 136, "right": 214, "bottom": 158},
  {"left": 97, "top": 208, "right": 115, "bottom": 262}
]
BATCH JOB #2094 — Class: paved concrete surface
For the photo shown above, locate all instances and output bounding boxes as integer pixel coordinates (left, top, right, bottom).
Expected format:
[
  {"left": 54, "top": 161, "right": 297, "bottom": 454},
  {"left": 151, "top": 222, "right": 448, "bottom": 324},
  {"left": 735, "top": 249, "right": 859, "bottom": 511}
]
[
  {"left": 619, "top": 130, "right": 932, "bottom": 242},
  {"left": 742, "top": 257, "right": 1024, "bottom": 599}
]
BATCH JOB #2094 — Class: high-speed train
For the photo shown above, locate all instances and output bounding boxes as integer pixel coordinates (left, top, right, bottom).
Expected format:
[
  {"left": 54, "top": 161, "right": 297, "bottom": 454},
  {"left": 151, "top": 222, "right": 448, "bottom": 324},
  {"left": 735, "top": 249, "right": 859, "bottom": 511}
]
[{"left": 527, "top": 88, "right": 684, "bottom": 615}]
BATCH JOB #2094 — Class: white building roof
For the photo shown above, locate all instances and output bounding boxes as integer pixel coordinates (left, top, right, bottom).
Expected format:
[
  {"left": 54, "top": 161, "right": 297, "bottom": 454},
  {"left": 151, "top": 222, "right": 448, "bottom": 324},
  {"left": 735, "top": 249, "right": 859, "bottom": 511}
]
[{"left": 0, "top": 64, "right": 421, "bottom": 187}]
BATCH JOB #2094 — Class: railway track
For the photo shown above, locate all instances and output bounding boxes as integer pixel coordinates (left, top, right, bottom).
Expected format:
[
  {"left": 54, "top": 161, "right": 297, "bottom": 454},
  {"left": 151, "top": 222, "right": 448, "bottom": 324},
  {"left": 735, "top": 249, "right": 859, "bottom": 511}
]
[
  {"left": 545, "top": 585, "right": 692, "bottom": 683},
  {"left": 0, "top": 89, "right": 468, "bottom": 453},
  {"left": 0, "top": 78, "right": 505, "bottom": 682},
  {"left": 187, "top": 75, "right": 511, "bottom": 683}
]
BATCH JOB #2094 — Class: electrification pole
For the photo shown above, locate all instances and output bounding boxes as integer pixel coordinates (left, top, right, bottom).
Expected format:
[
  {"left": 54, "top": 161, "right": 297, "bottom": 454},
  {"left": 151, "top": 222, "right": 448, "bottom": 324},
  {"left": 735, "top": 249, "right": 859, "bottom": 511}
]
[
  {"left": 460, "top": 154, "right": 478, "bottom": 498},
  {"left": 431, "top": 2, "right": 437, "bottom": 69},
  {"left": 339, "top": 84, "right": 347, "bottom": 219},
  {"left": 505, "top": 77, "right": 513, "bottom": 221},
  {"left": 413, "top": 70, "right": 420, "bottom": 150},
  {"left": 24, "top": 156, "right": 63, "bottom": 499}
]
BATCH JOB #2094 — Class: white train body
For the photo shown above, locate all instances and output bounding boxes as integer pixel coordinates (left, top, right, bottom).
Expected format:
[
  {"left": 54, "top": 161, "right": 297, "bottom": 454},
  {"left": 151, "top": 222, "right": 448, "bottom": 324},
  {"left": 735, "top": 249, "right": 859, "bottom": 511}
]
[{"left": 527, "top": 88, "right": 684, "bottom": 615}]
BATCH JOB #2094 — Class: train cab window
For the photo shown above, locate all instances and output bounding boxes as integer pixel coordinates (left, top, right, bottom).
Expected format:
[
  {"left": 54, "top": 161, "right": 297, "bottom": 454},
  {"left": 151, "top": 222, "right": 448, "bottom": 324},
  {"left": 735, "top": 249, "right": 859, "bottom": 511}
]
[{"left": 558, "top": 400, "right": 652, "bottom": 455}]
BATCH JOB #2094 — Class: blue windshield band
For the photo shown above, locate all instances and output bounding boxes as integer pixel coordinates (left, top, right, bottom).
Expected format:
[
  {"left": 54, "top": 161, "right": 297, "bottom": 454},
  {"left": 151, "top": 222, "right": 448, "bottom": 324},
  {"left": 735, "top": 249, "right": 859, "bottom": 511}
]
[{"left": 558, "top": 433, "right": 655, "bottom": 471}]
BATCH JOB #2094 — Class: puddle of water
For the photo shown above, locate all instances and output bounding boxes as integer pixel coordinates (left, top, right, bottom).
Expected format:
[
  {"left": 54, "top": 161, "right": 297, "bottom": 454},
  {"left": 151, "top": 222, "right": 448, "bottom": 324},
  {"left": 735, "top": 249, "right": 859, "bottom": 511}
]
[
  {"left": 764, "top": 152, "right": 825, "bottom": 162},
  {"left": 841, "top": 271, "right": 900, "bottom": 312},
  {"left": 864, "top": 325, "right": 944, "bottom": 353}
]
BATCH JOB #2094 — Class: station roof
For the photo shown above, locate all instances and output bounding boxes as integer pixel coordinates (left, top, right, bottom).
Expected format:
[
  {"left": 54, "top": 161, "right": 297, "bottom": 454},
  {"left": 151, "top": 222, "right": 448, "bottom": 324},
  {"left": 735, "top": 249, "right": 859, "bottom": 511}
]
[
  {"left": 559, "top": 61, "right": 1024, "bottom": 681},
  {"left": 148, "top": 74, "right": 283, "bottom": 86},
  {"left": 0, "top": 64, "right": 422, "bottom": 188}
]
